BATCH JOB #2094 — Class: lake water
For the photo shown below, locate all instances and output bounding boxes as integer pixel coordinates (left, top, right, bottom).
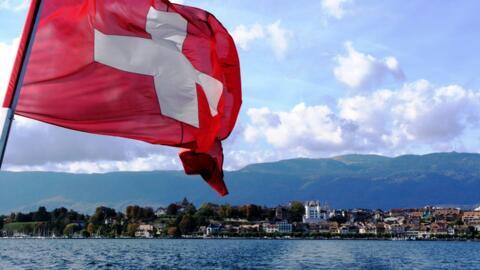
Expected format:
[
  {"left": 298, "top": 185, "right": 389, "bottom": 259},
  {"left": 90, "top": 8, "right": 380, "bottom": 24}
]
[{"left": 0, "top": 239, "right": 478, "bottom": 269}]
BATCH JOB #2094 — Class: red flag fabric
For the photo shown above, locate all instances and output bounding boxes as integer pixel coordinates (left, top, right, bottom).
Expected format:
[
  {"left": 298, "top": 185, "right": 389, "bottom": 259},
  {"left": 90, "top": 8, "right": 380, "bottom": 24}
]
[{"left": 4, "top": 0, "right": 242, "bottom": 196}]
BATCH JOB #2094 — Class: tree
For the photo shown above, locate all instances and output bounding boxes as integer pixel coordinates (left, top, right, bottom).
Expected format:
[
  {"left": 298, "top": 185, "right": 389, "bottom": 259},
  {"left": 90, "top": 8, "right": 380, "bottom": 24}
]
[
  {"left": 196, "top": 203, "right": 216, "bottom": 218},
  {"left": 167, "top": 226, "right": 180, "bottom": 237},
  {"left": 51, "top": 207, "right": 68, "bottom": 222},
  {"left": 87, "top": 223, "right": 95, "bottom": 236},
  {"left": 141, "top": 207, "right": 155, "bottom": 220},
  {"left": 219, "top": 204, "right": 233, "bottom": 219},
  {"left": 126, "top": 205, "right": 141, "bottom": 220},
  {"left": 195, "top": 215, "right": 208, "bottom": 227},
  {"left": 181, "top": 197, "right": 190, "bottom": 207},
  {"left": 329, "top": 215, "right": 347, "bottom": 224},
  {"left": 166, "top": 203, "right": 178, "bottom": 216},
  {"left": 179, "top": 215, "right": 196, "bottom": 235},
  {"left": 262, "top": 207, "right": 276, "bottom": 220},
  {"left": 127, "top": 223, "right": 139, "bottom": 237},
  {"left": 180, "top": 198, "right": 197, "bottom": 215},
  {"left": 80, "top": 229, "right": 91, "bottom": 238},
  {"left": 63, "top": 223, "right": 79, "bottom": 237},
  {"left": 288, "top": 201, "right": 305, "bottom": 222},
  {"left": 66, "top": 209, "right": 81, "bottom": 222},
  {"left": 90, "top": 206, "right": 117, "bottom": 225},
  {"left": 240, "top": 204, "right": 261, "bottom": 221},
  {"left": 15, "top": 212, "right": 32, "bottom": 223},
  {"left": 33, "top": 206, "right": 50, "bottom": 222},
  {"left": 34, "top": 222, "right": 48, "bottom": 236}
]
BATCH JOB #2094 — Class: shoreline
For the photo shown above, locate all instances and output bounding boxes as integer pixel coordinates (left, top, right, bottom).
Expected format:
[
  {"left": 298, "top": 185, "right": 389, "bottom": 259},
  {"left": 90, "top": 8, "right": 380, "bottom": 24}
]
[{"left": 1, "top": 236, "right": 479, "bottom": 242}]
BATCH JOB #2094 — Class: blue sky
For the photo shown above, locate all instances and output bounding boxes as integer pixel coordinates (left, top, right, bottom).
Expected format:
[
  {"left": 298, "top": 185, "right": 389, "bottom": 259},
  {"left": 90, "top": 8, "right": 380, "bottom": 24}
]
[{"left": 1, "top": 0, "right": 480, "bottom": 172}]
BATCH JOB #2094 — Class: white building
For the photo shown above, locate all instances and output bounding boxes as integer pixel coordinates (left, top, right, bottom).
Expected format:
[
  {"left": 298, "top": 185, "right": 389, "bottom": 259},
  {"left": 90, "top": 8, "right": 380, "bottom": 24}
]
[
  {"left": 475, "top": 206, "right": 480, "bottom": 211},
  {"left": 263, "top": 223, "right": 278, "bottom": 233},
  {"left": 303, "top": 201, "right": 328, "bottom": 223},
  {"left": 206, "top": 224, "right": 222, "bottom": 236},
  {"left": 262, "top": 221, "right": 292, "bottom": 233},
  {"left": 135, "top": 224, "right": 154, "bottom": 238},
  {"left": 155, "top": 207, "right": 167, "bottom": 217}
]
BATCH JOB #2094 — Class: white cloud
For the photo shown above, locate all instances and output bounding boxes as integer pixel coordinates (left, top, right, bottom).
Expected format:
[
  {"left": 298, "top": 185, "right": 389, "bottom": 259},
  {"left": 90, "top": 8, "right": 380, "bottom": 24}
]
[
  {"left": 0, "top": 37, "right": 20, "bottom": 104},
  {"left": 266, "top": 21, "right": 290, "bottom": 60},
  {"left": 169, "top": 0, "right": 184, "bottom": 4},
  {"left": 232, "top": 21, "right": 291, "bottom": 60},
  {"left": 0, "top": 0, "right": 28, "bottom": 11},
  {"left": 245, "top": 103, "right": 357, "bottom": 152},
  {"left": 245, "top": 80, "right": 480, "bottom": 156},
  {"left": 321, "top": 0, "right": 352, "bottom": 19},
  {"left": 3, "top": 117, "right": 181, "bottom": 170},
  {"left": 231, "top": 23, "right": 264, "bottom": 50},
  {"left": 4, "top": 115, "right": 183, "bottom": 173},
  {"left": 334, "top": 42, "right": 404, "bottom": 90},
  {"left": 223, "top": 149, "right": 277, "bottom": 171},
  {"left": 6, "top": 154, "right": 181, "bottom": 173}
]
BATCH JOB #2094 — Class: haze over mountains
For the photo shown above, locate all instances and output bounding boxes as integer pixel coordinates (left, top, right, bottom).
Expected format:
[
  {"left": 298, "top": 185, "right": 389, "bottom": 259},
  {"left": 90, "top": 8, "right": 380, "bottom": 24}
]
[{"left": 1, "top": 152, "right": 480, "bottom": 214}]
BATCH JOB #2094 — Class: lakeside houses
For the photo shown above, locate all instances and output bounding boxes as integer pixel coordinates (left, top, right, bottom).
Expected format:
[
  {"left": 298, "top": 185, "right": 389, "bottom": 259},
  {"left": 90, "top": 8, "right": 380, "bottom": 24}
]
[{"left": 1, "top": 200, "right": 480, "bottom": 240}]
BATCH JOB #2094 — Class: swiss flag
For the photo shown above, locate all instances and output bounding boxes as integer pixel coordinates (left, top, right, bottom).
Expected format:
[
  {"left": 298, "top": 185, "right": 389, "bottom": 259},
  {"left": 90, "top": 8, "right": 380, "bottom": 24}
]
[{"left": 3, "top": 0, "right": 242, "bottom": 196}]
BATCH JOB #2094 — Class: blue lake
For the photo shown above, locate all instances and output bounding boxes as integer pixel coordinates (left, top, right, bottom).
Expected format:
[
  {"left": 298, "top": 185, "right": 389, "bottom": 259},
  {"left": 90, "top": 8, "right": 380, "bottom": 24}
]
[{"left": 0, "top": 239, "right": 479, "bottom": 269}]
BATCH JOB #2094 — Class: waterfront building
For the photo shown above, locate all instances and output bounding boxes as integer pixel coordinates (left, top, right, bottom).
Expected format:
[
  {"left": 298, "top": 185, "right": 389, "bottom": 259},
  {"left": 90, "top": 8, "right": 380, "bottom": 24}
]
[
  {"left": 386, "top": 224, "right": 405, "bottom": 235},
  {"left": 406, "top": 211, "right": 423, "bottom": 225},
  {"left": 277, "top": 220, "right": 293, "bottom": 233},
  {"left": 262, "top": 220, "right": 292, "bottom": 233},
  {"left": 303, "top": 201, "right": 328, "bottom": 223},
  {"left": 315, "top": 221, "right": 336, "bottom": 234},
  {"left": 375, "top": 224, "right": 386, "bottom": 235},
  {"left": 462, "top": 211, "right": 480, "bottom": 225},
  {"left": 338, "top": 225, "right": 359, "bottom": 235},
  {"left": 431, "top": 222, "right": 449, "bottom": 235},
  {"left": 405, "top": 225, "right": 420, "bottom": 238},
  {"left": 432, "top": 208, "right": 461, "bottom": 221},
  {"left": 262, "top": 223, "right": 277, "bottom": 233},
  {"left": 238, "top": 224, "right": 260, "bottom": 233},
  {"left": 358, "top": 223, "right": 377, "bottom": 235},
  {"left": 206, "top": 224, "right": 222, "bottom": 236},
  {"left": 135, "top": 224, "right": 154, "bottom": 238}
]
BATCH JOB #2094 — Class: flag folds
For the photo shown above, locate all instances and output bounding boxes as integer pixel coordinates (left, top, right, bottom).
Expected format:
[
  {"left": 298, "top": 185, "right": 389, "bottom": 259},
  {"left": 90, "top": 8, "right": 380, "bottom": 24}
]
[{"left": 3, "top": 0, "right": 242, "bottom": 196}]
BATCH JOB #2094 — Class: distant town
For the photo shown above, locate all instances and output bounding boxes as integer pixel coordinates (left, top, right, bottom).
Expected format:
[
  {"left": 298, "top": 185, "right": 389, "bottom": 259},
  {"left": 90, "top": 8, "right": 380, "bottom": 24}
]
[{"left": 1, "top": 199, "right": 480, "bottom": 240}]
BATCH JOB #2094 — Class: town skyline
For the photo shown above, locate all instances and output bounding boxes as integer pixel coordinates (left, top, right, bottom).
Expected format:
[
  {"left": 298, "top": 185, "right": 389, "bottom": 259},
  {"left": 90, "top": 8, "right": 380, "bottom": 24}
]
[{"left": 2, "top": 199, "right": 480, "bottom": 240}]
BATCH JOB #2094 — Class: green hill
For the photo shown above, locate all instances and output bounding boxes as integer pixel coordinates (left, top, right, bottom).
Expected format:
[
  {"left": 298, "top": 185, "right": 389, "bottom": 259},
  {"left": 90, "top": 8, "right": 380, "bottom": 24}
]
[{"left": 1, "top": 152, "right": 479, "bottom": 213}]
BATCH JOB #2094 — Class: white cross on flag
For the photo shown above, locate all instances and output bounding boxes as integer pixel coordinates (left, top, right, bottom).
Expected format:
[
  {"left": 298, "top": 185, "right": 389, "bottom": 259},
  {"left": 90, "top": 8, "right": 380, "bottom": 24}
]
[{"left": 1, "top": 0, "right": 242, "bottom": 196}]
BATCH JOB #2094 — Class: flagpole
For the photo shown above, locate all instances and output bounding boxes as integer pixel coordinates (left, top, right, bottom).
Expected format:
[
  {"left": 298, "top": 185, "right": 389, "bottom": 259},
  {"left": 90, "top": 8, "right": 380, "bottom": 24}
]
[{"left": 0, "top": 0, "right": 43, "bottom": 169}]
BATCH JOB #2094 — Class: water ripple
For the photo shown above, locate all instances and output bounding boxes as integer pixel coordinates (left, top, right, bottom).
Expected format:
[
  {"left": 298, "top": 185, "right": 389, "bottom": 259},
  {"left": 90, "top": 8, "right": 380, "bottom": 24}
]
[{"left": 0, "top": 239, "right": 479, "bottom": 270}]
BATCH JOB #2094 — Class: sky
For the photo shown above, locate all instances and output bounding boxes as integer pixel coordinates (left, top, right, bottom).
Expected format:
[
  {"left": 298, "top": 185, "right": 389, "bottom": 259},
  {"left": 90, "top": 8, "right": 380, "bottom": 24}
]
[{"left": 1, "top": 0, "right": 480, "bottom": 173}]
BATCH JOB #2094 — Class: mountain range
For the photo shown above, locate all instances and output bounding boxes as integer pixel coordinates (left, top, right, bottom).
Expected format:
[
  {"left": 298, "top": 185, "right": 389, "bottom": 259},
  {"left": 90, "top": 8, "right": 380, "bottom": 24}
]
[{"left": 1, "top": 152, "right": 480, "bottom": 214}]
